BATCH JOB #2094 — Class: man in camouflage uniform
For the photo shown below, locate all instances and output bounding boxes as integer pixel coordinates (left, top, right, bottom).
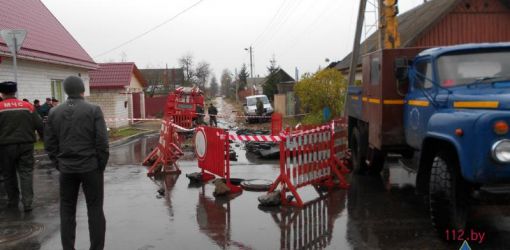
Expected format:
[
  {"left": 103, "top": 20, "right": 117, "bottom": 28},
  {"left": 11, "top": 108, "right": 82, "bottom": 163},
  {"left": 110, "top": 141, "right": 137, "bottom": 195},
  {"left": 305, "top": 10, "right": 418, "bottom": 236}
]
[{"left": 0, "top": 81, "right": 43, "bottom": 211}]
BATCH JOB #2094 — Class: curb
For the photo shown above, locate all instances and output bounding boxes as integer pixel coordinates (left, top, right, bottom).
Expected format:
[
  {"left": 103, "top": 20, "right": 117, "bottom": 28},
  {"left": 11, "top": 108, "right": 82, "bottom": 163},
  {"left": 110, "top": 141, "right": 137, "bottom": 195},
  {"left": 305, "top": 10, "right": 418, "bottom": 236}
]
[
  {"left": 34, "top": 130, "right": 159, "bottom": 160},
  {"left": 109, "top": 130, "right": 158, "bottom": 148}
]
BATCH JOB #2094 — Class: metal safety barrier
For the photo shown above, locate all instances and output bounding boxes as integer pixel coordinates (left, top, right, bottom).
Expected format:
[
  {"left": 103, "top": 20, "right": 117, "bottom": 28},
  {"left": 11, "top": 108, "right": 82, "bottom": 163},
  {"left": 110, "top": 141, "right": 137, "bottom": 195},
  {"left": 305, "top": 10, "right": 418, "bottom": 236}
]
[
  {"left": 268, "top": 118, "right": 350, "bottom": 207},
  {"left": 142, "top": 118, "right": 183, "bottom": 176},
  {"left": 169, "top": 113, "right": 194, "bottom": 129},
  {"left": 194, "top": 126, "right": 242, "bottom": 193}
]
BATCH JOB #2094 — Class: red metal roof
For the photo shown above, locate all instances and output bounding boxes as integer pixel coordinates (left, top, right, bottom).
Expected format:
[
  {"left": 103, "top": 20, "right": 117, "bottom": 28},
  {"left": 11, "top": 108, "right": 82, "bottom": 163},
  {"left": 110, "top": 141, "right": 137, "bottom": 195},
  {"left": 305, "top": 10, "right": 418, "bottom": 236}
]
[
  {"left": 89, "top": 63, "right": 147, "bottom": 89},
  {"left": 0, "top": 0, "right": 96, "bottom": 69}
]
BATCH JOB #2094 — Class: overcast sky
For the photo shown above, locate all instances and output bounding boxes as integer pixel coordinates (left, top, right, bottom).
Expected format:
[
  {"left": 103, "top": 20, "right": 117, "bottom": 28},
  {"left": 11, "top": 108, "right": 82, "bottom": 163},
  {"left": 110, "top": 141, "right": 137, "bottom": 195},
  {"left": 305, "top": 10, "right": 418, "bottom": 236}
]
[{"left": 41, "top": 0, "right": 425, "bottom": 82}]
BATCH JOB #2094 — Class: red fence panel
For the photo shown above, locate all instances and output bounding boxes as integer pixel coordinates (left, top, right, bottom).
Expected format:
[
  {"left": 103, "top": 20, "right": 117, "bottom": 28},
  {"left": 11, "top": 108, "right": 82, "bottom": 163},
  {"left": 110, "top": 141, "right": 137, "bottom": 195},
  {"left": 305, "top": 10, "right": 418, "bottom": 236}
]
[
  {"left": 195, "top": 126, "right": 228, "bottom": 178},
  {"left": 271, "top": 113, "right": 283, "bottom": 136},
  {"left": 170, "top": 114, "right": 194, "bottom": 129},
  {"left": 142, "top": 118, "right": 183, "bottom": 176},
  {"left": 269, "top": 118, "right": 350, "bottom": 207}
]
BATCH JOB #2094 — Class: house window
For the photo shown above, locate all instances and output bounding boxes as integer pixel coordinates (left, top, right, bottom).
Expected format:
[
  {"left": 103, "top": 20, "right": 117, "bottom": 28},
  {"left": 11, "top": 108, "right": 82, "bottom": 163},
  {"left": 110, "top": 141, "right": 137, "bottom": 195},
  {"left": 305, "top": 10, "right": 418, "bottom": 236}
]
[{"left": 51, "top": 79, "right": 65, "bottom": 102}]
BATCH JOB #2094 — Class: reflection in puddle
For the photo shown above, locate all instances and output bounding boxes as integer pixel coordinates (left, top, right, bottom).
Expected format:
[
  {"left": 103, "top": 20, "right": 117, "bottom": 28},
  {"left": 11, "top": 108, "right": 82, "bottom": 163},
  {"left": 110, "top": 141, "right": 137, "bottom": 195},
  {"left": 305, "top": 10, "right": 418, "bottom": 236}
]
[
  {"left": 267, "top": 191, "right": 347, "bottom": 250},
  {"left": 108, "top": 135, "right": 159, "bottom": 165},
  {"left": 195, "top": 185, "right": 253, "bottom": 250}
]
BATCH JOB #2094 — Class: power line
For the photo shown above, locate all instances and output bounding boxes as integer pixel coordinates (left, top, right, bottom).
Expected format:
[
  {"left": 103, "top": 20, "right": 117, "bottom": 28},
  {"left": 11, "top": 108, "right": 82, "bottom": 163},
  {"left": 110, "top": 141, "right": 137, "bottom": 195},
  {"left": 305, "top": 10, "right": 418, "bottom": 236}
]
[
  {"left": 254, "top": 0, "right": 300, "bottom": 49},
  {"left": 280, "top": 0, "right": 341, "bottom": 58},
  {"left": 252, "top": 0, "right": 289, "bottom": 46},
  {"left": 256, "top": 0, "right": 304, "bottom": 51},
  {"left": 93, "top": 0, "right": 205, "bottom": 59}
]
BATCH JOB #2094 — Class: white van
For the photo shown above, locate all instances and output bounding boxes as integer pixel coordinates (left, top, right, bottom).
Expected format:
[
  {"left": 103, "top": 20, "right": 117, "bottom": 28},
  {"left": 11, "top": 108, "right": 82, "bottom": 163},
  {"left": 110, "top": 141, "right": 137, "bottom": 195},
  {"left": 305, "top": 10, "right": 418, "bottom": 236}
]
[{"left": 243, "top": 95, "right": 273, "bottom": 123}]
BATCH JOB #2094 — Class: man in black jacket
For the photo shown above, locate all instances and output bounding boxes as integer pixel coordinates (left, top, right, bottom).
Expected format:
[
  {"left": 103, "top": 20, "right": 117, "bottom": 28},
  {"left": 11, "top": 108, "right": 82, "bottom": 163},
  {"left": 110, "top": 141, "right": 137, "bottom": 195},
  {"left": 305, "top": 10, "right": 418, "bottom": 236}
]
[
  {"left": 0, "top": 81, "right": 43, "bottom": 211},
  {"left": 45, "top": 76, "right": 109, "bottom": 250},
  {"left": 208, "top": 103, "right": 218, "bottom": 127}
]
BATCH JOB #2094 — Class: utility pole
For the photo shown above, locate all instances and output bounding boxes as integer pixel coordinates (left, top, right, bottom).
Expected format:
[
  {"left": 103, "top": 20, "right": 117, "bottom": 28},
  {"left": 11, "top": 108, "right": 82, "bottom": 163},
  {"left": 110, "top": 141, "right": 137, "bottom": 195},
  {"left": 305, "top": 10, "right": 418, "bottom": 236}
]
[
  {"left": 245, "top": 46, "right": 254, "bottom": 94},
  {"left": 0, "top": 29, "right": 26, "bottom": 88},
  {"left": 12, "top": 37, "right": 18, "bottom": 84},
  {"left": 235, "top": 68, "right": 239, "bottom": 103},
  {"left": 347, "top": 0, "right": 367, "bottom": 87}
]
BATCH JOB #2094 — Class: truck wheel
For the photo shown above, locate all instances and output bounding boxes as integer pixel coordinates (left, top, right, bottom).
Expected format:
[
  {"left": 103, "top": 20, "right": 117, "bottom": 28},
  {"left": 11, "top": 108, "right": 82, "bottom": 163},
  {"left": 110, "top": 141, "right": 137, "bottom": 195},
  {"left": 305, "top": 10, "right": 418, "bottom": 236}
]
[
  {"left": 350, "top": 128, "right": 368, "bottom": 174},
  {"left": 369, "top": 150, "right": 385, "bottom": 175},
  {"left": 429, "top": 151, "right": 469, "bottom": 234}
]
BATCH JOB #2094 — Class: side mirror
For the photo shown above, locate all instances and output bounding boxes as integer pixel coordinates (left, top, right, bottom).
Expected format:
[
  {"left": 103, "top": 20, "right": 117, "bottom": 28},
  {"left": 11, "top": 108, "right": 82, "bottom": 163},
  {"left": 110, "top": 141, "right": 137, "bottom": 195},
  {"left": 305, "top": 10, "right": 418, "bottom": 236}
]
[{"left": 394, "top": 57, "right": 409, "bottom": 81}]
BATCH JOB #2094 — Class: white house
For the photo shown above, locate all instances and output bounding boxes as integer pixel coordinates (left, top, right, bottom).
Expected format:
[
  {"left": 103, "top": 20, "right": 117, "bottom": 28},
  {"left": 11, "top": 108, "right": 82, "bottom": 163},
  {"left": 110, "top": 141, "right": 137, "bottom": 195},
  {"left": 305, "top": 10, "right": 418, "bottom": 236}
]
[
  {"left": 0, "top": 0, "right": 96, "bottom": 102},
  {"left": 88, "top": 63, "right": 147, "bottom": 128}
]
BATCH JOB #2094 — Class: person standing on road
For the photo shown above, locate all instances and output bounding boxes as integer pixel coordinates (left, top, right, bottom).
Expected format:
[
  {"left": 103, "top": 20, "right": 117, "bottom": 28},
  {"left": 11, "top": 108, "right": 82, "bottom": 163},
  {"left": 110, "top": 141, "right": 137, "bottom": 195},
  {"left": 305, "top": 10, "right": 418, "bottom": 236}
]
[
  {"left": 194, "top": 105, "right": 206, "bottom": 126},
  {"left": 208, "top": 103, "right": 218, "bottom": 127},
  {"left": 256, "top": 98, "right": 265, "bottom": 123},
  {"left": 45, "top": 76, "right": 109, "bottom": 250},
  {"left": 0, "top": 81, "right": 43, "bottom": 212}
]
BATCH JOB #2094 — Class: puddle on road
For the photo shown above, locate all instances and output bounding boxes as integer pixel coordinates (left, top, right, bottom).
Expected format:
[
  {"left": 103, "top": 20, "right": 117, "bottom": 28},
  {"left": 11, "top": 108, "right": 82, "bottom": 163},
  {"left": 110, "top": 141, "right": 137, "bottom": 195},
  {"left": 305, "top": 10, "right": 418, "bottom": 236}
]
[
  {"left": 92, "top": 133, "right": 455, "bottom": 250},
  {"left": 97, "top": 119, "right": 510, "bottom": 249}
]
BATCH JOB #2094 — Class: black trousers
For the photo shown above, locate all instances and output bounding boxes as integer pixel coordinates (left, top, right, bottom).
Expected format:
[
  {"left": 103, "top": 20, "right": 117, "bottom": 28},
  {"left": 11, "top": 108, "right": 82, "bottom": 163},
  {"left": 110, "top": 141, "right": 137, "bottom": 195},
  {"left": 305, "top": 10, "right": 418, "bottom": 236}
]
[
  {"left": 60, "top": 169, "right": 105, "bottom": 250},
  {"left": 0, "top": 143, "right": 34, "bottom": 206},
  {"left": 209, "top": 115, "right": 217, "bottom": 127}
]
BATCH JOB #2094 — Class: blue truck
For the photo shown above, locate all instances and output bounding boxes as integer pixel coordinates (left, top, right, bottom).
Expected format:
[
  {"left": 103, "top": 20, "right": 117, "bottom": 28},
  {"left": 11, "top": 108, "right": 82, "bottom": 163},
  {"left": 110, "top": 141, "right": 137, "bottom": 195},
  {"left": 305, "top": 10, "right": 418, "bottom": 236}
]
[{"left": 346, "top": 43, "right": 510, "bottom": 232}]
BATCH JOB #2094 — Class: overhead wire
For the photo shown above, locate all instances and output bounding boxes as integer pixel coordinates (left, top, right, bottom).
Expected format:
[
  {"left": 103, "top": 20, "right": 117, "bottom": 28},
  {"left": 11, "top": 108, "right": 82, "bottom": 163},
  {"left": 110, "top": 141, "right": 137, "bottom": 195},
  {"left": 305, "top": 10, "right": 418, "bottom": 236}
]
[
  {"left": 255, "top": 0, "right": 304, "bottom": 51},
  {"left": 279, "top": 0, "right": 339, "bottom": 58},
  {"left": 252, "top": 0, "right": 290, "bottom": 46},
  {"left": 93, "top": 0, "right": 205, "bottom": 59},
  {"left": 253, "top": 0, "right": 297, "bottom": 48}
]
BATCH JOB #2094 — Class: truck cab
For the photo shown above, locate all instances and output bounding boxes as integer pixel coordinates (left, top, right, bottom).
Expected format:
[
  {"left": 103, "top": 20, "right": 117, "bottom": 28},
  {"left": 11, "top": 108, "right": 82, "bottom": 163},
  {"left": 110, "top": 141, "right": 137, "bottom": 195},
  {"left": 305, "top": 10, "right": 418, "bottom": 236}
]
[{"left": 347, "top": 43, "right": 510, "bottom": 232}]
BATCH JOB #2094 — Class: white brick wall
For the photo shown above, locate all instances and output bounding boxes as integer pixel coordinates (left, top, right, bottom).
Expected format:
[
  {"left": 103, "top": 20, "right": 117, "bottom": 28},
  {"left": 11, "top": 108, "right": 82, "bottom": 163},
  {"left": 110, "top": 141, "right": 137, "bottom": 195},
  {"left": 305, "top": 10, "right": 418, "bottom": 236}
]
[
  {"left": 0, "top": 57, "right": 91, "bottom": 102},
  {"left": 87, "top": 89, "right": 129, "bottom": 128}
]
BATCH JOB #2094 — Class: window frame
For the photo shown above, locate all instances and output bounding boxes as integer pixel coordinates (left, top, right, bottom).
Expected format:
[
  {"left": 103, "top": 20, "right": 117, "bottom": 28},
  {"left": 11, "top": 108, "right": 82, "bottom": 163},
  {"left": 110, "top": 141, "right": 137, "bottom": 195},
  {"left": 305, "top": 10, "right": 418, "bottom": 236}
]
[
  {"left": 412, "top": 58, "right": 435, "bottom": 90},
  {"left": 50, "top": 79, "right": 66, "bottom": 102}
]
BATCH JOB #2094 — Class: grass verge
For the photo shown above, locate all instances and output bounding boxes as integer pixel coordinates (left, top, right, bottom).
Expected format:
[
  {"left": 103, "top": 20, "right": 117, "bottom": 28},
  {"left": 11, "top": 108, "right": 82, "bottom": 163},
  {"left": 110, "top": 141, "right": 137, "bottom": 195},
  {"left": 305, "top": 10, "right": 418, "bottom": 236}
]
[
  {"left": 34, "top": 141, "right": 44, "bottom": 151},
  {"left": 109, "top": 127, "right": 144, "bottom": 141}
]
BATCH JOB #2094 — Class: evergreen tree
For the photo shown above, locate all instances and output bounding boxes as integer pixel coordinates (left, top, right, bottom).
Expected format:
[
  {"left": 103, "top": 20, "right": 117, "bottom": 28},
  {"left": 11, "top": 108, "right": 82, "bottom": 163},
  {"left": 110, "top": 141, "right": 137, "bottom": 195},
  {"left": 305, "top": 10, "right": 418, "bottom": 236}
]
[
  {"left": 238, "top": 64, "right": 249, "bottom": 91},
  {"left": 263, "top": 57, "right": 280, "bottom": 101}
]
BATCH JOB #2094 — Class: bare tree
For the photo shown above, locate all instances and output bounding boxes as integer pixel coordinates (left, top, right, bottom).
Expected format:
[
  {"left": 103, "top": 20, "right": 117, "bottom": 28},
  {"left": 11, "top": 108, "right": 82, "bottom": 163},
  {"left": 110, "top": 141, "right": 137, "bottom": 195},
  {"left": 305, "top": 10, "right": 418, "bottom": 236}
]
[
  {"left": 195, "top": 61, "right": 211, "bottom": 90},
  {"left": 178, "top": 53, "right": 194, "bottom": 86}
]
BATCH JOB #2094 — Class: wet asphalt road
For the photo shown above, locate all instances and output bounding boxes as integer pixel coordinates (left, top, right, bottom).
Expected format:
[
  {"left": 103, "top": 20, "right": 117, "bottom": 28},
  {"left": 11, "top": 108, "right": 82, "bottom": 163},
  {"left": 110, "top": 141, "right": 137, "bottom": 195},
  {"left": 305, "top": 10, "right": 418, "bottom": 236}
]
[{"left": 1, "top": 98, "right": 510, "bottom": 250}]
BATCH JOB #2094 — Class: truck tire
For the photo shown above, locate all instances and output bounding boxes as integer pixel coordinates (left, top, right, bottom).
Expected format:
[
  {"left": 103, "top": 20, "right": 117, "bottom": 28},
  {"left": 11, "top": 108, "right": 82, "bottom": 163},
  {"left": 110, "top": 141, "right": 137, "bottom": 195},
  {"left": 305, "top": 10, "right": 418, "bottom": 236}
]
[
  {"left": 350, "top": 128, "right": 368, "bottom": 174},
  {"left": 369, "top": 150, "right": 385, "bottom": 175},
  {"left": 429, "top": 151, "right": 469, "bottom": 234}
]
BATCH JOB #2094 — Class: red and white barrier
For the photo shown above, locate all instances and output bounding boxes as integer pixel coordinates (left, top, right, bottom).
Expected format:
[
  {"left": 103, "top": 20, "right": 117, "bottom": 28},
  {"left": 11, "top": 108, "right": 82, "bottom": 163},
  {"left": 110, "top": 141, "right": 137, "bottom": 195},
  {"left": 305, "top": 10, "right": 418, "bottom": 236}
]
[
  {"left": 228, "top": 133, "right": 282, "bottom": 142},
  {"left": 104, "top": 118, "right": 163, "bottom": 122},
  {"left": 268, "top": 117, "right": 350, "bottom": 207},
  {"left": 104, "top": 112, "right": 308, "bottom": 123},
  {"left": 142, "top": 118, "right": 183, "bottom": 176}
]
